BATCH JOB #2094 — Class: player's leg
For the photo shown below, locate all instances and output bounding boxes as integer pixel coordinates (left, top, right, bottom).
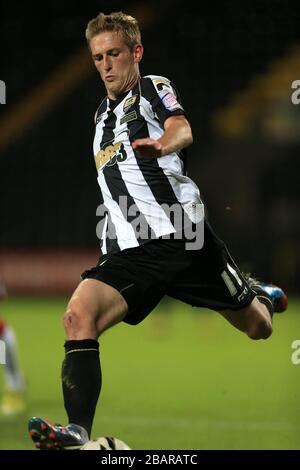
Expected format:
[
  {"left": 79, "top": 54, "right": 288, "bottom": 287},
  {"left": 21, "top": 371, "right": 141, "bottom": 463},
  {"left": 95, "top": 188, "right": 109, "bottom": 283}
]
[
  {"left": 63, "top": 277, "right": 128, "bottom": 339},
  {"left": 28, "top": 240, "right": 187, "bottom": 449},
  {"left": 218, "top": 296, "right": 273, "bottom": 340},
  {"left": 0, "top": 318, "right": 26, "bottom": 415},
  {"left": 62, "top": 278, "right": 128, "bottom": 435},
  {"left": 29, "top": 278, "right": 128, "bottom": 450},
  {"left": 219, "top": 278, "right": 288, "bottom": 339},
  {"left": 167, "top": 220, "right": 287, "bottom": 340}
]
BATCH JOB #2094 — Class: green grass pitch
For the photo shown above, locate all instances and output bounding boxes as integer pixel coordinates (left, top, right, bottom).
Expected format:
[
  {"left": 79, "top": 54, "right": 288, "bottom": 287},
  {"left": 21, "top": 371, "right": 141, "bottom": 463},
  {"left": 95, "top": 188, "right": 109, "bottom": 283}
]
[{"left": 0, "top": 296, "right": 299, "bottom": 449}]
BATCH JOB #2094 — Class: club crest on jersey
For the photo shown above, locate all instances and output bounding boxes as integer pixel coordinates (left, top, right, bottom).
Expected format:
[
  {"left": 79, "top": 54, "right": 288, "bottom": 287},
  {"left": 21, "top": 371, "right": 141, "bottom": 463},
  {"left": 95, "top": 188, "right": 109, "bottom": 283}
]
[
  {"left": 158, "top": 89, "right": 182, "bottom": 112},
  {"left": 123, "top": 94, "right": 138, "bottom": 113},
  {"left": 94, "top": 141, "right": 127, "bottom": 171}
]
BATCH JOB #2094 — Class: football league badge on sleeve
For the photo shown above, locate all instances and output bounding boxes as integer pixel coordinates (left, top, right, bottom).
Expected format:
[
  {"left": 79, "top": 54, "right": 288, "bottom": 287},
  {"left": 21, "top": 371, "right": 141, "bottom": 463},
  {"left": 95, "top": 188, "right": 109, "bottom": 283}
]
[{"left": 159, "top": 89, "right": 183, "bottom": 112}]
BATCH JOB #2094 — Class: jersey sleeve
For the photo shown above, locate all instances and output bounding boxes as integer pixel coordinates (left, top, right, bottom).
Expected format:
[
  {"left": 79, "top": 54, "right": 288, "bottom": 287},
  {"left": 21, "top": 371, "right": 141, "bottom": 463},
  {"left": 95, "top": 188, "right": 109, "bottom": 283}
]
[{"left": 141, "top": 76, "right": 187, "bottom": 126}]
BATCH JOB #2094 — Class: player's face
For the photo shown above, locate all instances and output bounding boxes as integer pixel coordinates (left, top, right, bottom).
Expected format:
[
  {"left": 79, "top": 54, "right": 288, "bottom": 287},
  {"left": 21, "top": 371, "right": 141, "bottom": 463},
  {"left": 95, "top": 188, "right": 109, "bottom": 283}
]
[{"left": 90, "top": 31, "right": 143, "bottom": 100}]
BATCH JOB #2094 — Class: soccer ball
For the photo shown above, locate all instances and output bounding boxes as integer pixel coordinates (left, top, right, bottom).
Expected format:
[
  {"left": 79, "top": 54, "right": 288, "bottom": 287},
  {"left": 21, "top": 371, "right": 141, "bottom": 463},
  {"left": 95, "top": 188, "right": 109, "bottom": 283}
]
[{"left": 80, "top": 436, "right": 131, "bottom": 450}]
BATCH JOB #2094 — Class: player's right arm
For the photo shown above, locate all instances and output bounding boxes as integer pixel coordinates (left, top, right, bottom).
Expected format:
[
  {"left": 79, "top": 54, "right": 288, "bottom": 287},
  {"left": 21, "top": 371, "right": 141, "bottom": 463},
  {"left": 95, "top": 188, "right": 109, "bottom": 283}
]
[
  {"left": 132, "top": 114, "right": 192, "bottom": 158},
  {"left": 133, "top": 75, "right": 192, "bottom": 158}
]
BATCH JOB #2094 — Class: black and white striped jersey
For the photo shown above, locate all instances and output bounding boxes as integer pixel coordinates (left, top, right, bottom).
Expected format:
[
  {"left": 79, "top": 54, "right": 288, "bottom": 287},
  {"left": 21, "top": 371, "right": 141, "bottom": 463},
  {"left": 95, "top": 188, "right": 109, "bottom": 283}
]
[{"left": 93, "top": 74, "right": 204, "bottom": 254}]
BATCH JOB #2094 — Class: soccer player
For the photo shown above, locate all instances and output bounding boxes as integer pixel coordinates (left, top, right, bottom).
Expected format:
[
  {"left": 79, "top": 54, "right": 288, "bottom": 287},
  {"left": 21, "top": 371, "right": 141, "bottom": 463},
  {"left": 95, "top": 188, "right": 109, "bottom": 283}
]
[
  {"left": 28, "top": 12, "right": 288, "bottom": 449},
  {"left": 0, "top": 282, "right": 26, "bottom": 415}
]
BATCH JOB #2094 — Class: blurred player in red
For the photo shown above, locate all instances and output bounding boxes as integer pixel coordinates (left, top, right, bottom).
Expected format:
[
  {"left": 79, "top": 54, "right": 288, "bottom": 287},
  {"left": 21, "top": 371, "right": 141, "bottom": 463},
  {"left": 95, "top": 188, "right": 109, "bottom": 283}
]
[{"left": 0, "top": 282, "right": 26, "bottom": 415}]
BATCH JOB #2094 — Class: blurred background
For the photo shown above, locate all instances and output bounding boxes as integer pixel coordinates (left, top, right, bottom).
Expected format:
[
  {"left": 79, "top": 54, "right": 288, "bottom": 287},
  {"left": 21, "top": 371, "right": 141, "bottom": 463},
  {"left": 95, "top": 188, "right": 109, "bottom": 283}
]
[{"left": 0, "top": 0, "right": 299, "bottom": 450}]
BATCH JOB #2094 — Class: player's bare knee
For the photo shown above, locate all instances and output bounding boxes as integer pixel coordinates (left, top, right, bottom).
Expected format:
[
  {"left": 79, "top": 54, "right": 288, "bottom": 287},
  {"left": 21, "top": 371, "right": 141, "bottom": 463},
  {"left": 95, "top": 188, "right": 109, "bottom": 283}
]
[
  {"left": 247, "top": 317, "right": 273, "bottom": 340},
  {"left": 63, "top": 298, "right": 95, "bottom": 337},
  {"left": 63, "top": 309, "right": 79, "bottom": 334}
]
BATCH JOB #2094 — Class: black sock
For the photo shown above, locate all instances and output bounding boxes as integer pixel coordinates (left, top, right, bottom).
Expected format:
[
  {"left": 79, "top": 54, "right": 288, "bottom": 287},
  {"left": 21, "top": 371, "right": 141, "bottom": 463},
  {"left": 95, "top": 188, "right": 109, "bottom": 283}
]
[
  {"left": 62, "top": 339, "right": 101, "bottom": 438},
  {"left": 251, "top": 287, "right": 274, "bottom": 317}
]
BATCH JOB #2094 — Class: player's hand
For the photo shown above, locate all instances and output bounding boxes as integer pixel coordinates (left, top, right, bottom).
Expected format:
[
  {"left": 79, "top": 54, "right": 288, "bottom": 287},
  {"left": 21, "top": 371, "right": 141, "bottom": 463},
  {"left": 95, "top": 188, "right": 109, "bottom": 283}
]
[{"left": 132, "top": 138, "right": 163, "bottom": 158}]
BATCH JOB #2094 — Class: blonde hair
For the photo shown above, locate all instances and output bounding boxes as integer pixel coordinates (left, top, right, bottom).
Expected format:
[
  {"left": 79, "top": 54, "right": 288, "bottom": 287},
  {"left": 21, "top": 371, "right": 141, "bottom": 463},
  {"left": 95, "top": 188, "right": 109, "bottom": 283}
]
[{"left": 85, "top": 11, "right": 141, "bottom": 51}]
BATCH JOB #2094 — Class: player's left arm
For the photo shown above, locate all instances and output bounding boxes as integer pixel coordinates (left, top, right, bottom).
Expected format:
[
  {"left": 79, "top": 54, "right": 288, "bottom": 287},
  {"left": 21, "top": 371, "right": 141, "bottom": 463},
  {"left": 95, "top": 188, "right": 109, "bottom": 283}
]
[{"left": 132, "top": 114, "right": 193, "bottom": 158}]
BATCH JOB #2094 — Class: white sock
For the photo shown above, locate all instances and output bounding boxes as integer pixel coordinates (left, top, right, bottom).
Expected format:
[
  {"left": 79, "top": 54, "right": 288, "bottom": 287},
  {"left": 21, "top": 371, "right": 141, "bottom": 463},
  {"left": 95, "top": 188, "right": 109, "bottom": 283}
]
[{"left": 0, "top": 326, "right": 25, "bottom": 391}]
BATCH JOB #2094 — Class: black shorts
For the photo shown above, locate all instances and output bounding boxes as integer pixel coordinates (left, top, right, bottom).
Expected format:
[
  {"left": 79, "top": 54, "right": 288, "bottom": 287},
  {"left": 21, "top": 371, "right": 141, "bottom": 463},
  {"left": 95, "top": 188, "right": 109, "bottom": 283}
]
[{"left": 81, "top": 221, "right": 255, "bottom": 325}]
